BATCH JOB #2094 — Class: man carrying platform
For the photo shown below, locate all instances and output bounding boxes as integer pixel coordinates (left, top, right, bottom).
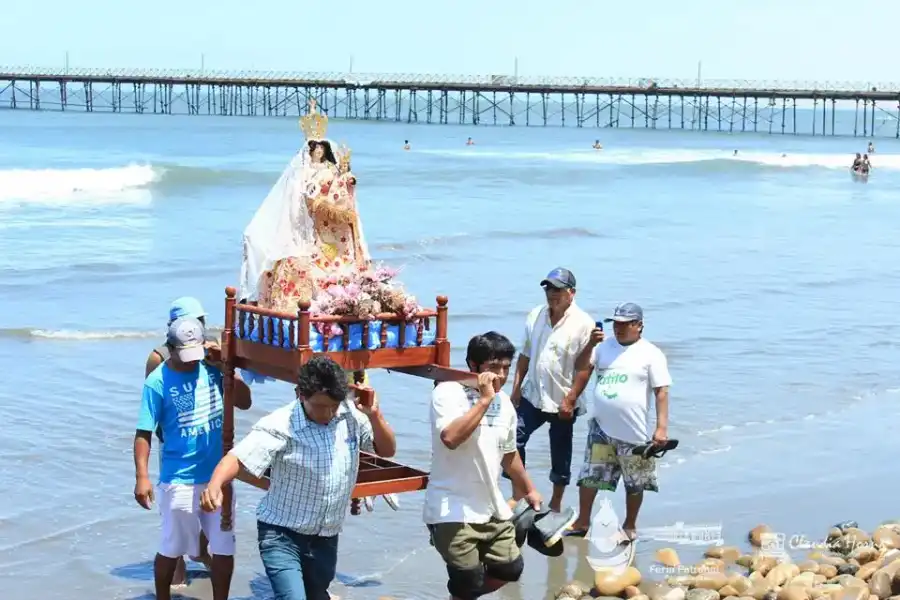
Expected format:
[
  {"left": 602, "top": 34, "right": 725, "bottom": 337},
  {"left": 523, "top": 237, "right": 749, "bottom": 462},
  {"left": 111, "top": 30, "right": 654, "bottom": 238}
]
[
  {"left": 424, "top": 332, "right": 543, "bottom": 600},
  {"left": 566, "top": 303, "right": 672, "bottom": 540},
  {"left": 200, "top": 355, "right": 397, "bottom": 600},
  {"left": 507, "top": 268, "right": 595, "bottom": 512},
  {"left": 133, "top": 316, "right": 253, "bottom": 600}
]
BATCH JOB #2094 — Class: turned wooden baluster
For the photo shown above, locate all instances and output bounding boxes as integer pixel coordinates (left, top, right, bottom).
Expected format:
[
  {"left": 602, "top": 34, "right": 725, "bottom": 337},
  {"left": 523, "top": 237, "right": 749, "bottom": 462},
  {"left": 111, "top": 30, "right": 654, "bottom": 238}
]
[
  {"left": 298, "top": 300, "right": 311, "bottom": 352},
  {"left": 220, "top": 287, "right": 238, "bottom": 531},
  {"left": 266, "top": 314, "right": 275, "bottom": 345},
  {"left": 379, "top": 320, "right": 388, "bottom": 348},
  {"left": 435, "top": 295, "right": 450, "bottom": 366},
  {"left": 341, "top": 323, "right": 350, "bottom": 350}
]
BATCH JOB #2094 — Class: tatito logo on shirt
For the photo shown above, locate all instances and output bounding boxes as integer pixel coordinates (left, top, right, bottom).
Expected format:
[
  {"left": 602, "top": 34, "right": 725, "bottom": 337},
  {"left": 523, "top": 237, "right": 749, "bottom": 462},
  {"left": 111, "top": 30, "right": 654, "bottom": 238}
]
[
  {"left": 597, "top": 371, "right": 628, "bottom": 385},
  {"left": 169, "top": 380, "right": 223, "bottom": 438},
  {"left": 596, "top": 371, "right": 628, "bottom": 400}
]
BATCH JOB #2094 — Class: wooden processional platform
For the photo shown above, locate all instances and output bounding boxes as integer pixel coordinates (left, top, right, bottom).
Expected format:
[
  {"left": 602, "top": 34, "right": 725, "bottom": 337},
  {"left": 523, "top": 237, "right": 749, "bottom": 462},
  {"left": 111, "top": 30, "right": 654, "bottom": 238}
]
[{"left": 217, "top": 287, "right": 476, "bottom": 529}]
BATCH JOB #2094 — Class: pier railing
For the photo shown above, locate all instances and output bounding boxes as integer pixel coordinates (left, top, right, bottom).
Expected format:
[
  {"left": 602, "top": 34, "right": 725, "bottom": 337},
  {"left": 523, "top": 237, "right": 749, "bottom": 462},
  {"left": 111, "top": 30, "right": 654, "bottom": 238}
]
[
  {"left": 3, "top": 65, "right": 900, "bottom": 137},
  {"left": 1, "top": 65, "right": 899, "bottom": 93}
]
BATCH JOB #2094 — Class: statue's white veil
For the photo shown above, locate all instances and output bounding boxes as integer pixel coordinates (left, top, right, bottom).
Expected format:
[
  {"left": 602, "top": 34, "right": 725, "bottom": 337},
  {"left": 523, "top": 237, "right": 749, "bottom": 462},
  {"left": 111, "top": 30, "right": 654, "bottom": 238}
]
[
  {"left": 239, "top": 139, "right": 371, "bottom": 302},
  {"left": 239, "top": 149, "right": 315, "bottom": 301}
]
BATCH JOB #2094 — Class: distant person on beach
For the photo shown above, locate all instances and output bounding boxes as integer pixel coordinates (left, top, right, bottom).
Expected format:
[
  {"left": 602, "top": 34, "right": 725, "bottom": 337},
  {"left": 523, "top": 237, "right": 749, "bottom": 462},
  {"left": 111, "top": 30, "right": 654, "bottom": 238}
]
[
  {"left": 466, "top": 137, "right": 475, "bottom": 146},
  {"left": 134, "top": 316, "right": 253, "bottom": 600},
  {"left": 200, "top": 356, "right": 397, "bottom": 600},
  {"left": 868, "top": 141, "right": 875, "bottom": 153},
  {"left": 143, "top": 297, "right": 221, "bottom": 585},
  {"left": 566, "top": 303, "right": 671, "bottom": 540},
  {"left": 425, "top": 332, "right": 542, "bottom": 600},
  {"left": 403, "top": 140, "right": 410, "bottom": 150},
  {"left": 593, "top": 140, "right": 603, "bottom": 150},
  {"left": 507, "top": 268, "right": 595, "bottom": 512},
  {"left": 733, "top": 150, "right": 738, "bottom": 156}
]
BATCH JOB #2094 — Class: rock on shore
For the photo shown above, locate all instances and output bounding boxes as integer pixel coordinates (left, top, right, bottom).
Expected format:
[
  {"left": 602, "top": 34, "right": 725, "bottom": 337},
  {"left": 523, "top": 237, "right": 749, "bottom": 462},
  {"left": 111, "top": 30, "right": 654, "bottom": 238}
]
[{"left": 554, "top": 521, "right": 900, "bottom": 600}]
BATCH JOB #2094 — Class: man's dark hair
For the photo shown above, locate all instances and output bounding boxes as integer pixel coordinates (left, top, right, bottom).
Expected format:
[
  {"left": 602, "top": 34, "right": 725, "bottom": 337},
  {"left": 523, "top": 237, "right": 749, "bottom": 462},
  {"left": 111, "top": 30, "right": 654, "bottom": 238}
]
[
  {"left": 465, "top": 331, "right": 515, "bottom": 370},
  {"left": 297, "top": 356, "right": 349, "bottom": 402}
]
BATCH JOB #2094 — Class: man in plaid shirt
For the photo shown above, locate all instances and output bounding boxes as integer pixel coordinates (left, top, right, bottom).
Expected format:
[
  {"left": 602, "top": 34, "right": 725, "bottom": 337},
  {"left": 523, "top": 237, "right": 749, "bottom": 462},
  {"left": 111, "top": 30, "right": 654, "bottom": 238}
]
[{"left": 201, "top": 356, "right": 397, "bottom": 600}]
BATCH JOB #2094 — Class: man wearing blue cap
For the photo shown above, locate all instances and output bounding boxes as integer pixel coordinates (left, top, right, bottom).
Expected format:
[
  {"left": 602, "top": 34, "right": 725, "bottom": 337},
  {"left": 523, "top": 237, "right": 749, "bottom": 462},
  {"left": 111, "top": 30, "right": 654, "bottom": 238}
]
[
  {"left": 134, "top": 316, "right": 252, "bottom": 600},
  {"left": 567, "top": 302, "right": 671, "bottom": 539},
  {"left": 143, "top": 297, "right": 221, "bottom": 585},
  {"left": 508, "top": 268, "right": 595, "bottom": 513}
]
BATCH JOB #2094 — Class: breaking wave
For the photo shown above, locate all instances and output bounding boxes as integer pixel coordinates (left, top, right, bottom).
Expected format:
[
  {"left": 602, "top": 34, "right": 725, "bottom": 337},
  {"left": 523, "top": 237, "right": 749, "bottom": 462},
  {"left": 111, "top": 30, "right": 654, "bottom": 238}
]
[
  {"left": 0, "top": 163, "right": 274, "bottom": 203},
  {"left": 418, "top": 147, "right": 900, "bottom": 172},
  {"left": 3, "top": 146, "right": 894, "bottom": 203}
]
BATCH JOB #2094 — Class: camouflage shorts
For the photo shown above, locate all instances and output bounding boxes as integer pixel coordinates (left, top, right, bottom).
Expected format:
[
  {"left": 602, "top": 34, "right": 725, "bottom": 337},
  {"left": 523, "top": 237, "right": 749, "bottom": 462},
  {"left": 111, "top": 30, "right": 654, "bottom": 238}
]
[{"left": 576, "top": 419, "right": 658, "bottom": 494}]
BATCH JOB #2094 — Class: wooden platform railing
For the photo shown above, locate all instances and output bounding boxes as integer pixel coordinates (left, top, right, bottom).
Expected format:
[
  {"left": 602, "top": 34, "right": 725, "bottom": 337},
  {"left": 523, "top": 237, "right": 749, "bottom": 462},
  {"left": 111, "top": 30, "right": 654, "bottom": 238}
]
[{"left": 233, "top": 299, "right": 442, "bottom": 351}]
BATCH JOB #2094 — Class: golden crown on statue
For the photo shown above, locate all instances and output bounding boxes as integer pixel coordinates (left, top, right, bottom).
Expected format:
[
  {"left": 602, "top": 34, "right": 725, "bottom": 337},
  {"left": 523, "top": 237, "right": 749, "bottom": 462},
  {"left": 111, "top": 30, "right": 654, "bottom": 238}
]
[
  {"left": 299, "top": 99, "right": 328, "bottom": 141},
  {"left": 338, "top": 143, "right": 351, "bottom": 171}
]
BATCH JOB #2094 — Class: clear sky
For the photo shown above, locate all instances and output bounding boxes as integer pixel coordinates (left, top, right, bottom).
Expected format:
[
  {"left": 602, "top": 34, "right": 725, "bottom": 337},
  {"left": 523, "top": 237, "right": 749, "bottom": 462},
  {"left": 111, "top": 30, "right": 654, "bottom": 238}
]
[{"left": 3, "top": 0, "right": 896, "bottom": 85}]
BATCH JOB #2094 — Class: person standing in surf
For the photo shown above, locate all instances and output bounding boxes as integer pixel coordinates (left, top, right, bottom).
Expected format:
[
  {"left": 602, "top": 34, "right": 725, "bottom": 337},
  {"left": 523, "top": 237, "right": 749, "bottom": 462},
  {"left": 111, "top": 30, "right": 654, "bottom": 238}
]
[
  {"left": 507, "top": 268, "right": 595, "bottom": 512},
  {"left": 134, "top": 316, "right": 253, "bottom": 600},
  {"left": 566, "top": 303, "right": 672, "bottom": 540},
  {"left": 143, "top": 297, "right": 219, "bottom": 585}
]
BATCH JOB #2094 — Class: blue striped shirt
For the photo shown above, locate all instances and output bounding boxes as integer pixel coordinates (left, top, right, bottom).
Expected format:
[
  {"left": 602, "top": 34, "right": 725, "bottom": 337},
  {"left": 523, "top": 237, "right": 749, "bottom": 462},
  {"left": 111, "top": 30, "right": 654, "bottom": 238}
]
[{"left": 231, "top": 399, "right": 374, "bottom": 537}]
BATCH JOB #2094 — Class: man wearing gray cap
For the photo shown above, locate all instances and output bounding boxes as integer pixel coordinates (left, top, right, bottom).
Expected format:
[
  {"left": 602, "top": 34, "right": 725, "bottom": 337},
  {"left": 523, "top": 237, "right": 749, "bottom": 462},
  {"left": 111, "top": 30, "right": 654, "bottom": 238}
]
[
  {"left": 508, "top": 267, "right": 595, "bottom": 513},
  {"left": 143, "top": 296, "right": 220, "bottom": 585},
  {"left": 567, "top": 302, "right": 671, "bottom": 539},
  {"left": 133, "top": 316, "right": 252, "bottom": 600}
]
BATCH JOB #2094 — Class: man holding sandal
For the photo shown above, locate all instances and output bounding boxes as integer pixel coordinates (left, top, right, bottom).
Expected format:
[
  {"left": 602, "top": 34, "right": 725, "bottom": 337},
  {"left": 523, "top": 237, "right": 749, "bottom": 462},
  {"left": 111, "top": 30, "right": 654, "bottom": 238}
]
[{"left": 567, "top": 302, "right": 674, "bottom": 540}]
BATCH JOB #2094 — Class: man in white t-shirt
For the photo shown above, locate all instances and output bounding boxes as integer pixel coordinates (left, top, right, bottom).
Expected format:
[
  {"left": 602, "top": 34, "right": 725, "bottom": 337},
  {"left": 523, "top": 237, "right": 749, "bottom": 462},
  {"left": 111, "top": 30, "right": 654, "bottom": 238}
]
[
  {"left": 507, "top": 268, "right": 595, "bottom": 512},
  {"left": 425, "top": 332, "right": 542, "bottom": 600},
  {"left": 566, "top": 303, "right": 671, "bottom": 539}
]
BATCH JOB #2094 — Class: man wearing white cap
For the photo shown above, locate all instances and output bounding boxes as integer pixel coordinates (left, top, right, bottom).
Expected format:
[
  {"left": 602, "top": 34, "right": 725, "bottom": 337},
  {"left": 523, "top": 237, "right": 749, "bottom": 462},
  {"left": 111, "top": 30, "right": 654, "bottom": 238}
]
[
  {"left": 143, "top": 297, "right": 220, "bottom": 585},
  {"left": 133, "top": 317, "right": 252, "bottom": 600}
]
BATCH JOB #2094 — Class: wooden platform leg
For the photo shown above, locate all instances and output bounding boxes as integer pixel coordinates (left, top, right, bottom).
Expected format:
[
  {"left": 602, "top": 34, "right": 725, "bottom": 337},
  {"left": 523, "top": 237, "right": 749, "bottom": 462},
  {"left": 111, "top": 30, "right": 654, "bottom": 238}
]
[{"left": 221, "top": 287, "right": 237, "bottom": 531}]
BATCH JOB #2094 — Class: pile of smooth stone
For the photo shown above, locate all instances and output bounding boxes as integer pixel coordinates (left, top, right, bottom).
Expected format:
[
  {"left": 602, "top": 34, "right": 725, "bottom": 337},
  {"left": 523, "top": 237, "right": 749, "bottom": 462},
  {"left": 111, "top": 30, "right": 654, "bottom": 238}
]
[{"left": 556, "top": 520, "right": 900, "bottom": 600}]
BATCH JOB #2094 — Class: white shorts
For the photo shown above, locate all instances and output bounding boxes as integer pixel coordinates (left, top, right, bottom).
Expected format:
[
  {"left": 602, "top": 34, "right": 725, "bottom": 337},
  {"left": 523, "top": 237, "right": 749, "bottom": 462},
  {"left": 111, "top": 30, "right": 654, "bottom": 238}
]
[{"left": 158, "top": 483, "right": 236, "bottom": 559}]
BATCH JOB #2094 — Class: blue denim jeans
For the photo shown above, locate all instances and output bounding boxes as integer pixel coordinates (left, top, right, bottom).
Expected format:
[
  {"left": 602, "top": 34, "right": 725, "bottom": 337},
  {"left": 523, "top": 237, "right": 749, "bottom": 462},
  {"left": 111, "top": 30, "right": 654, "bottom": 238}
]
[
  {"left": 502, "top": 397, "right": 577, "bottom": 486},
  {"left": 257, "top": 521, "right": 338, "bottom": 600}
]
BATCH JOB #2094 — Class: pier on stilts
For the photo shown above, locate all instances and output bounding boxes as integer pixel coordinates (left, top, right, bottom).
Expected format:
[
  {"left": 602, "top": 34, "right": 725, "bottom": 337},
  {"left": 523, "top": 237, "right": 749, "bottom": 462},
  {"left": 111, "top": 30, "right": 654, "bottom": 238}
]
[{"left": 3, "top": 66, "right": 900, "bottom": 137}]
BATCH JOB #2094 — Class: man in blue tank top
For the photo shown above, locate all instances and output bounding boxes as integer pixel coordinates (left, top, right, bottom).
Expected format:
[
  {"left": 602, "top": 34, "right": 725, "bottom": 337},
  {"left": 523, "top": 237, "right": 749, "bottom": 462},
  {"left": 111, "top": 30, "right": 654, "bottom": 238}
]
[{"left": 134, "top": 316, "right": 252, "bottom": 600}]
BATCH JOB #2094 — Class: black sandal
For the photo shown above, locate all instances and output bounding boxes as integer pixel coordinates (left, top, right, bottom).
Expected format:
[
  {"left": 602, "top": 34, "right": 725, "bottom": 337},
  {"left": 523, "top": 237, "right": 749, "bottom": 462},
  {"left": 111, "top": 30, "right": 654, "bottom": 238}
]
[{"left": 631, "top": 439, "right": 679, "bottom": 459}]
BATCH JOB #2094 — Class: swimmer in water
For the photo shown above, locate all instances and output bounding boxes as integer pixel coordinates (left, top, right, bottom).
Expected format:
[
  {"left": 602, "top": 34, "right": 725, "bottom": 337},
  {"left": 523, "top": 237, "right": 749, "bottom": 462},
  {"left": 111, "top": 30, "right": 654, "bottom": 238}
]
[
  {"left": 466, "top": 137, "right": 474, "bottom": 146},
  {"left": 403, "top": 140, "right": 410, "bottom": 151},
  {"left": 592, "top": 140, "right": 603, "bottom": 150},
  {"left": 733, "top": 150, "right": 738, "bottom": 156},
  {"left": 868, "top": 141, "right": 875, "bottom": 153}
]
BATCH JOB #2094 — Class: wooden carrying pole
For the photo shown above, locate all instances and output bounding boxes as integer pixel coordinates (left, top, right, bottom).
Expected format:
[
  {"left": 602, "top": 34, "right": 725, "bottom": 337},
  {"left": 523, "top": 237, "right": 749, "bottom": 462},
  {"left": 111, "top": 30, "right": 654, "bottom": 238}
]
[{"left": 220, "top": 287, "right": 238, "bottom": 531}]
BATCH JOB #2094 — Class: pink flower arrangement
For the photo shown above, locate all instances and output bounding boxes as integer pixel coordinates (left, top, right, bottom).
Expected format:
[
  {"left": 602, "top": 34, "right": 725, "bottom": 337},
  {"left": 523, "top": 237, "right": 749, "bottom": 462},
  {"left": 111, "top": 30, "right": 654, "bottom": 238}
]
[{"left": 309, "top": 262, "right": 424, "bottom": 335}]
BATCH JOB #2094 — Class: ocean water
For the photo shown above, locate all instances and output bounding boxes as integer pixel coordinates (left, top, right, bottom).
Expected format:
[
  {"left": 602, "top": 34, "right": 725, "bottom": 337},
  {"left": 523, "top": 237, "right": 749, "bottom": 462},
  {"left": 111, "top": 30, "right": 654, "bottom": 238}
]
[{"left": 2, "top": 109, "right": 900, "bottom": 600}]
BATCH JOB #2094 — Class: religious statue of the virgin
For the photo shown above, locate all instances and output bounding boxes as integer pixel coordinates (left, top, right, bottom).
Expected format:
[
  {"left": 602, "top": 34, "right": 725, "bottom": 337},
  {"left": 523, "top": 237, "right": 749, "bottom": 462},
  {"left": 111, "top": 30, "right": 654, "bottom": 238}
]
[{"left": 239, "top": 99, "right": 370, "bottom": 311}]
